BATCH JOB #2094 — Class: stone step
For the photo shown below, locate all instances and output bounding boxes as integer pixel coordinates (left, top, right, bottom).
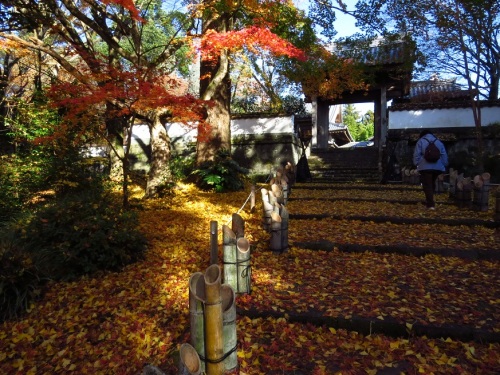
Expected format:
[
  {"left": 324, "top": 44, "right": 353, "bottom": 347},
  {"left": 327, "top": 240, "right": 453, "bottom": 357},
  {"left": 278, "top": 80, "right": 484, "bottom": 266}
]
[{"left": 307, "top": 147, "right": 381, "bottom": 183}]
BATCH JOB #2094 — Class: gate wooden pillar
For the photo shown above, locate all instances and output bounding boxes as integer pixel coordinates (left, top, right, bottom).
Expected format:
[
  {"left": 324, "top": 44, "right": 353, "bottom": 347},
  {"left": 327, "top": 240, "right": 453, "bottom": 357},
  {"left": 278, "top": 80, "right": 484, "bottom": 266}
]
[
  {"left": 374, "top": 85, "right": 388, "bottom": 149},
  {"left": 311, "top": 96, "right": 330, "bottom": 150}
]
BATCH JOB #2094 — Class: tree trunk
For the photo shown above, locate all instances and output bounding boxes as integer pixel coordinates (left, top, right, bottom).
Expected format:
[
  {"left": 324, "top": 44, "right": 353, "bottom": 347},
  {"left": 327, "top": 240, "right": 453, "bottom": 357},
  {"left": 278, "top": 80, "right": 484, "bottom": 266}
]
[
  {"left": 145, "top": 110, "right": 173, "bottom": 198},
  {"left": 197, "top": 10, "right": 232, "bottom": 165},
  {"left": 196, "top": 54, "right": 231, "bottom": 164}
]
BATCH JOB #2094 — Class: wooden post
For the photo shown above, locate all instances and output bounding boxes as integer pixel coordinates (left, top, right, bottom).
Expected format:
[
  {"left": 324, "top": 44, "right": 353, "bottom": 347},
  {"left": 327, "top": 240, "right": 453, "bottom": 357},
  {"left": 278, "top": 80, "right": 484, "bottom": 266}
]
[
  {"left": 231, "top": 213, "right": 245, "bottom": 239},
  {"left": 221, "top": 284, "right": 237, "bottom": 372},
  {"left": 210, "top": 221, "right": 218, "bottom": 266},
  {"left": 204, "top": 264, "right": 224, "bottom": 375},
  {"left": 189, "top": 272, "right": 205, "bottom": 372},
  {"left": 179, "top": 343, "right": 202, "bottom": 375},
  {"left": 236, "top": 237, "right": 251, "bottom": 294},
  {"left": 222, "top": 225, "right": 237, "bottom": 292}
]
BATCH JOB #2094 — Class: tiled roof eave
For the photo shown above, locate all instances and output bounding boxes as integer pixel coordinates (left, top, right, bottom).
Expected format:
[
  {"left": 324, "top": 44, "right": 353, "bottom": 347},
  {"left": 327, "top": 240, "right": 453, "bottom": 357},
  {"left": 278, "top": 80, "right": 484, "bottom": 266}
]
[{"left": 389, "top": 100, "right": 500, "bottom": 111}]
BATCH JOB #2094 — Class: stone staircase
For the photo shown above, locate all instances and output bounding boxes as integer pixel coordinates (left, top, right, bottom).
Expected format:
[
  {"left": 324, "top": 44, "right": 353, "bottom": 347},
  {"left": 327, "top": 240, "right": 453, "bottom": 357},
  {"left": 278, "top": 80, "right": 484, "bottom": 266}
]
[{"left": 306, "top": 147, "right": 381, "bottom": 183}]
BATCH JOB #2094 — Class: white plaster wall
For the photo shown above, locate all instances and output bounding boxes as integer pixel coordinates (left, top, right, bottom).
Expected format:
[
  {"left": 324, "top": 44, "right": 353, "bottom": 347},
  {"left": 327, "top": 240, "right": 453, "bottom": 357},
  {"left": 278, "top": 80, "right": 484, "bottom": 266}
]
[
  {"left": 131, "top": 116, "right": 295, "bottom": 145},
  {"left": 166, "top": 122, "right": 197, "bottom": 142},
  {"left": 389, "top": 106, "right": 500, "bottom": 130},
  {"left": 231, "top": 116, "right": 294, "bottom": 135}
]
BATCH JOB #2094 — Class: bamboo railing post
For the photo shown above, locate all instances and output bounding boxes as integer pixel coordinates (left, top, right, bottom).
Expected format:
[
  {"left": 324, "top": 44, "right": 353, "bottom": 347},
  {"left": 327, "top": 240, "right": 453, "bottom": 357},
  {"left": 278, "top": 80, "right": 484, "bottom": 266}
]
[
  {"left": 261, "top": 188, "right": 269, "bottom": 203},
  {"left": 435, "top": 174, "right": 445, "bottom": 194},
  {"left": 456, "top": 176, "right": 472, "bottom": 209},
  {"left": 204, "top": 264, "right": 224, "bottom": 375},
  {"left": 222, "top": 225, "right": 237, "bottom": 292},
  {"left": 189, "top": 272, "right": 205, "bottom": 372},
  {"left": 270, "top": 211, "right": 282, "bottom": 253},
  {"left": 210, "top": 221, "right": 218, "bottom": 266},
  {"left": 231, "top": 213, "right": 245, "bottom": 239},
  {"left": 271, "top": 183, "right": 284, "bottom": 205},
  {"left": 285, "top": 161, "right": 295, "bottom": 189},
  {"left": 495, "top": 189, "right": 500, "bottom": 221},
  {"left": 221, "top": 284, "right": 237, "bottom": 372},
  {"left": 473, "top": 173, "right": 491, "bottom": 212},
  {"left": 262, "top": 199, "right": 273, "bottom": 232},
  {"left": 250, "top": 185, "right": 256, "bottom": 212},
  {"left": 236, "top": 237, "right": 251, "bottom": 294},
  {"left": 280, "top": 205, "right": 289, "bottom": 253},
  {"left": 178, "top": 343, "right": 202, "bottom": 375},
  {"left": 281, "top": 180, "right": 289, "bottom": 205},
  {"left": 268, "top": 190, "right": 277, "bottom": 205},
  {"left": 449, "top": 169, "right": 457, "bottom": 199}
]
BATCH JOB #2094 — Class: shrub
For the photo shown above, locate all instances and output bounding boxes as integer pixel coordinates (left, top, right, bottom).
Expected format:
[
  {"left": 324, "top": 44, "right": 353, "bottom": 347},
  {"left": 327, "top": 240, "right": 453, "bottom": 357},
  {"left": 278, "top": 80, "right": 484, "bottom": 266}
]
[
  {"left": 20, "top": 189, "right": 147, "bottom": 281},
  {"left": 192, "top": 149, "right": 249, "bottom": 192},
  {"left": 0, "top": 230, "right": 41, "bottom": 322},
  {"left": 170, "top": 151, "right": 196, "bottom": 182}
]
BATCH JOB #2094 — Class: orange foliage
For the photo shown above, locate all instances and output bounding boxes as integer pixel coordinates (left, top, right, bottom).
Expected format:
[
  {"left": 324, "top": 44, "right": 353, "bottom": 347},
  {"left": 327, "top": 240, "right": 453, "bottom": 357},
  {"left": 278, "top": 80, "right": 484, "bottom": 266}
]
[
  {"left": 102, "top": 0, "right": 143, "bottom": 21},
  {"left": 43, "top": 63, "right": 207, "bottom": 146},
  {"left": 200, "top": 26, "right": 307, "bottom": 62}
]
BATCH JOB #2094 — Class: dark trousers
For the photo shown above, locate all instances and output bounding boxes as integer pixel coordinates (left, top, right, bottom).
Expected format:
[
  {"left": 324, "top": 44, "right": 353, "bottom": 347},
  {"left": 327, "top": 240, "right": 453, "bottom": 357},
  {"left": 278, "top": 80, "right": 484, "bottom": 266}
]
[{"left": 420, "top": 170, "right": 441, "bottom": 208}]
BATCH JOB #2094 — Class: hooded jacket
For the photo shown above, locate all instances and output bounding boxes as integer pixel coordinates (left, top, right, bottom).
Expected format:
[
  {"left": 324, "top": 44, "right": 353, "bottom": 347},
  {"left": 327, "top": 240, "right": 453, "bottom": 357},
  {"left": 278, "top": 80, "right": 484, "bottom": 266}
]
[{"left": 413, "top": 133, "right": 448, "bottom": 172}]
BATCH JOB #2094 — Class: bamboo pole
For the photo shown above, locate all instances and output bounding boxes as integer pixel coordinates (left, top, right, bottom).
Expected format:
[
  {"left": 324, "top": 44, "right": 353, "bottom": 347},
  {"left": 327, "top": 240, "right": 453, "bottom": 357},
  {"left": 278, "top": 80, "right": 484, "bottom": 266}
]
[
  {"left": 178, "top": 343, "right": 202, "bottom": 375},
  {"left": 221, "top": 284, "right": 237, "bottom": 372},
  {"left": 210, "top": 221, "right": 218, "bottom": 266},
  {"left": 236, "top": 237, "right": 251, "bottom": 294},
  {"left": 222, "top": 225, "right": 237, "bottom": 292},
  {"left": 204, "top": 264, "right": 224, "bottom": 375},
  {"left": 231, "top": 213, "right": 245, "bottom": 239},
  {"left": 189, "top": 272, "right": 205, "bottom": 372}
]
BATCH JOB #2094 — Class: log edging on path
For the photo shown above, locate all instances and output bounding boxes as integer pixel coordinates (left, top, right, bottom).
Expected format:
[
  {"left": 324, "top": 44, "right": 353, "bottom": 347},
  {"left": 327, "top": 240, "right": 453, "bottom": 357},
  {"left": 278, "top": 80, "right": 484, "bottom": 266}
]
[
  {"left": 290, "top": 214, "right": 500, "bottom": 228},
  {"left": 288, "top": 197, "right": 455, "bottom": 206},
  {"left": 293, "top": 185, "right": 422, "bottom": 192},
  {"left": 292, "top": 240, "right": 500, "bottom": 261},
  {"left": 237, "top": 308, "right": 500, "bottom": 344}
]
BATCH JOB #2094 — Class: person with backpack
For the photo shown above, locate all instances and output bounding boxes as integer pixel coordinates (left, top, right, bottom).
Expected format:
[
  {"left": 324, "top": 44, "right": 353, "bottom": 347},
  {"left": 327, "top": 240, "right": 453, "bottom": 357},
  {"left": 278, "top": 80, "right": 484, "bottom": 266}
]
[{"left": 413, "top": 130, "right": 448, "bottom": 209}]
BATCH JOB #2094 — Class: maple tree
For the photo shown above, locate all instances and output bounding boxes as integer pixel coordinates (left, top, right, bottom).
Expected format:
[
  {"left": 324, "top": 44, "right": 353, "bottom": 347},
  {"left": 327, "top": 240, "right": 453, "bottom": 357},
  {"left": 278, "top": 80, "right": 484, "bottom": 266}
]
[
  {"left": 0, "top": 0, "right": 205, "bottom": 204},
  {"left": 192, "top": 0, "right": 311, "bottom": 164}
]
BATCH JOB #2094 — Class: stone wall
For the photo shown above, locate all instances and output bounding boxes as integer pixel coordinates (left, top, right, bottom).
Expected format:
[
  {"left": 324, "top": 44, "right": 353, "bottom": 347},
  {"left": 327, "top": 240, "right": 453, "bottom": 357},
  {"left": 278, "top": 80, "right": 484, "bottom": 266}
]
[
  {"left": 127, "top": 116, "right": 303, "bottom": 177},
  {"left": 386, "top": 126, "right": 500, "bottom": 182}
]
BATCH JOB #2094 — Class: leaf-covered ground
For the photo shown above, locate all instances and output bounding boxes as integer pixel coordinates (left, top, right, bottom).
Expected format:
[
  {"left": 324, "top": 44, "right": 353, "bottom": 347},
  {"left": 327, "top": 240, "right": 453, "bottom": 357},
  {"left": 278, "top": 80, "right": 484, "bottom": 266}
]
[{"left": 1, "top": 182, "right": 499, "bottom": 374}]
